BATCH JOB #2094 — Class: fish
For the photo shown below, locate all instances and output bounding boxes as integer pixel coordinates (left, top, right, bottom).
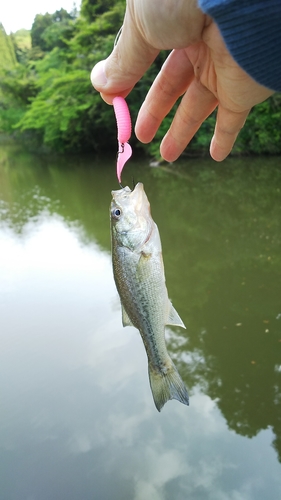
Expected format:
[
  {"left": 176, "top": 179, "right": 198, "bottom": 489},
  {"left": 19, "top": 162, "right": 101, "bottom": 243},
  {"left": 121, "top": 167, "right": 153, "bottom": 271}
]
[{"left": 110, "top": 182, "right": 189, "bottom": 411}]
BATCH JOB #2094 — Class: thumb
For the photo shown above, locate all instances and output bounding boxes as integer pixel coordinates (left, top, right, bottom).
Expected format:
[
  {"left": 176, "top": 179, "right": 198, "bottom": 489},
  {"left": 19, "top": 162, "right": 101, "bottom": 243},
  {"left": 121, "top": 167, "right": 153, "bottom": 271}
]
[{"left": 90, "top": 8, "right": 159, "bottom": 104}]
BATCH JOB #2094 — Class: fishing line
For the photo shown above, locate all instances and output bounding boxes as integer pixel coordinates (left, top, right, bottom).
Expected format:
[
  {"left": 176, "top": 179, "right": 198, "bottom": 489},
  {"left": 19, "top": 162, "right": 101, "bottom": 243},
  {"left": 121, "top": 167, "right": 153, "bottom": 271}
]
[{"left": 114, "top": 25, "right": 123, "bottom": 48}]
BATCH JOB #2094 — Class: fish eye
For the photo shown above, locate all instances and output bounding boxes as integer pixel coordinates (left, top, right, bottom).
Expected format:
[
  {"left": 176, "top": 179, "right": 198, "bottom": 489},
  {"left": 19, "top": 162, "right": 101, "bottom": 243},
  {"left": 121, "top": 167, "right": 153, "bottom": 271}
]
[{"left": 112, "top": 208, "right": 121, "bottom": 219}]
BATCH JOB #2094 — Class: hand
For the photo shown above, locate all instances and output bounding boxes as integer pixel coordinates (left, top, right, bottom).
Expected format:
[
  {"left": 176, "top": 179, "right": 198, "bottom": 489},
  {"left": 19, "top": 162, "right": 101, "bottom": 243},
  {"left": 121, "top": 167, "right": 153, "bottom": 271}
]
[
  {"left": 91, "top": 0, "right": 205, "bottom": 98},
  {"left": 137, "top": 22, "right": 274, "bottom": 161},
  {"left": 91, "top": 0, "right": 273, "bottom": 161}
]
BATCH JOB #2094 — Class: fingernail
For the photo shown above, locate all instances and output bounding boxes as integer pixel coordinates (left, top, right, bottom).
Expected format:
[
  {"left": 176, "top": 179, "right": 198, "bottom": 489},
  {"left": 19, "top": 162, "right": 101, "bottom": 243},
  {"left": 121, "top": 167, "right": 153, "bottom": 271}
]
[{"left": 90, "top": 60, "right": 107, "bottom": 87}]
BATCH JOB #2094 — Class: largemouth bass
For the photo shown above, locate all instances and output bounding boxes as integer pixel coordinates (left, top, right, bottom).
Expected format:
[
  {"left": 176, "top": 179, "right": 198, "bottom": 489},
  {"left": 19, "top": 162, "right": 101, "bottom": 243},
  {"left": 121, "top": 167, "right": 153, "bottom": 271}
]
[{"left": 110, "top": 182, "right": 189, "bottom": 411}]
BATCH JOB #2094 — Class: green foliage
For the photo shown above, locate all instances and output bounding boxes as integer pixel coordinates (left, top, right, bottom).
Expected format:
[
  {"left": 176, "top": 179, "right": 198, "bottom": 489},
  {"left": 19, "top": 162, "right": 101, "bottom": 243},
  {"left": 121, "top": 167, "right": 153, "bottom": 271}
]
[
  {"left": 0, "top": 0, "right": 280, "bottom": 157},
  {"left": 145, "top": 95, "right": 281, "bottom": 159},
  {"left": 12, "top": 29, "right": 31, "bottom": 50},
  {"left": 10, "top": 29, "right": 32, "bottom": 64},
  {"left": 0, "top": 0, "right": 127, "bottom": 150},
  {"left": 40, "top": 9, "right": 76, "bottom": 51},
  {"left": 1, "top": 65, "right": 37, "bottom": 104},
  {"left": 0, "top": 23, "right": 17, "bottom": 70},
  {"left": 0, "top": 25, "right": 25, "bottom": 133},
  {"left": 31, "top": 13, "right": 53, "bottom": 52},
  {"left": 15, "top": 68, "right": 108, "bottom": 152},
  {"left": 80, "top": 0, "right": 117, "bottom": 23},
  {"left": 236, "top": 94, "right": 281, "bottom": 154},
  {"left": 31, "top": 9, "right": 77, "bottom": 53}
]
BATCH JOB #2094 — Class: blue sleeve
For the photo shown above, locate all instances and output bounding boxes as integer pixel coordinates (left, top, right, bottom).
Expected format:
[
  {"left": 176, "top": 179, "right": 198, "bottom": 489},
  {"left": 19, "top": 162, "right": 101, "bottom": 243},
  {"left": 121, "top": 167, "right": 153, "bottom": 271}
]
[{"left": 199, "top": 0, "right": 281, "bottom": 91}]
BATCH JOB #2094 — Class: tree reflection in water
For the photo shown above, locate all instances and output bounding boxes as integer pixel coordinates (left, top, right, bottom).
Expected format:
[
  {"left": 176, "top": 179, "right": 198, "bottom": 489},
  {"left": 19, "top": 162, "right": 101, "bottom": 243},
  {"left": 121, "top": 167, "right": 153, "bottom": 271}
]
[{"left": 1, "top": 143, "right": 281, "bottom": 464}]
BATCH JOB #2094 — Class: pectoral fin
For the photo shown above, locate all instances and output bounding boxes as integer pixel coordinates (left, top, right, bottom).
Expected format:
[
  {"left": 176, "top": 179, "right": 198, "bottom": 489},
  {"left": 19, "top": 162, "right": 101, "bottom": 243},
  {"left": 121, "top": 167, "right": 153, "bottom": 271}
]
[
  {"left": 121, "top": 304, "right": 134, "bottom": 327},
  {"left": 135, "top": 251, "right": 152, "bottom": 283},
  {"left": 166, "top": 300, "right": 186, "bottom": 329}
]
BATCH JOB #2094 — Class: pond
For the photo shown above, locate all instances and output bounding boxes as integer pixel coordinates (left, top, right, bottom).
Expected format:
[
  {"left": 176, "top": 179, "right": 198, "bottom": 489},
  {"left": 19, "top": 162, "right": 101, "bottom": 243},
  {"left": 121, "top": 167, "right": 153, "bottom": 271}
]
[{"left": 1, "top": 142, "right": 281, "bottom": 499}]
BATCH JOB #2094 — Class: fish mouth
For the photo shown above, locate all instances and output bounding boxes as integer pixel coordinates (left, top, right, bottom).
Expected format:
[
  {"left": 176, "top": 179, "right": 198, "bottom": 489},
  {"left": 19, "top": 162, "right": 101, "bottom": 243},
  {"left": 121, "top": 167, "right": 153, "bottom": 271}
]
[
  {"left": 111, "top": 182, "right": 147, "bottom": 212},
  {"left": 111, "top": 182, "right": 143, "bottom": 198}
]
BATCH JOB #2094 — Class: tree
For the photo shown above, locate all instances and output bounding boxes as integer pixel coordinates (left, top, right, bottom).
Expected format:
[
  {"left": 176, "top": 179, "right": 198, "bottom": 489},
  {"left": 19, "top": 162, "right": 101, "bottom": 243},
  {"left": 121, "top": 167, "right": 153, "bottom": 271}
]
[
  {"left": 0, "top": 23, "right": 17, "bottom": 70},
  {"left": 80, "top": 0, "right": 116, "bottom": 22},
  {"left": 31, "top": 13, "right": 53, "bottom": 52}
]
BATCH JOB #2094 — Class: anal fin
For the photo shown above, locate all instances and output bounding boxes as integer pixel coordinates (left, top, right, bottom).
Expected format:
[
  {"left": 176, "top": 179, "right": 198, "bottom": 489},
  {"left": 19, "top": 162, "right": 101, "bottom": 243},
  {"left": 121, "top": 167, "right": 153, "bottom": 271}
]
[
  {"left": 121, "top": 304, "right": 134, "bottom": 327},
  {"left": 166, "top": 300, "right": 186, "bottom": 329}
]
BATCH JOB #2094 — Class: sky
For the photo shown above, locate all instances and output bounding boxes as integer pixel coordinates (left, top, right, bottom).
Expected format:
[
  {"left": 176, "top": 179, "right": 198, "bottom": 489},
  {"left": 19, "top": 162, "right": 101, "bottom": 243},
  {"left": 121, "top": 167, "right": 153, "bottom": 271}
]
[{"left": 1, "top": 0, "right": 81, "bottom": 34}]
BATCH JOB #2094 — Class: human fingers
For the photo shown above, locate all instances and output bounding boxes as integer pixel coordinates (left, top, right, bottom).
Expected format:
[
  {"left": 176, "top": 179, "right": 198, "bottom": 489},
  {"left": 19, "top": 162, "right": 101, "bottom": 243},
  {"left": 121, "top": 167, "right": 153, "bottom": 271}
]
[
  {"left": 91, "top": 6, "right": 159, "bottom": 104},
  {"left": 160, "top": 78, "right": 218, "bottom": 162},
  {"left": 91, "top": 0, "right": 206, "bottom": 104},
  {"left": 209, "top": 107, "right": 250, "bottom": 161},
  {"left": 135, "top": 49, "right": 195, "bottom": 143},
  {"left": 201, "top": 23, "right": 274, "bottom": 161}
]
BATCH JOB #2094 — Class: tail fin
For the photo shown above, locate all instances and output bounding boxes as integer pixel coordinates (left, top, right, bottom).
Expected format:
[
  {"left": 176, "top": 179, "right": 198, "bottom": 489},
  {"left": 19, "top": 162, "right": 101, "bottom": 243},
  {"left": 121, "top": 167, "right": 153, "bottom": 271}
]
[{"left": 148, "top": 361, "right": 189, "bottom": 412}]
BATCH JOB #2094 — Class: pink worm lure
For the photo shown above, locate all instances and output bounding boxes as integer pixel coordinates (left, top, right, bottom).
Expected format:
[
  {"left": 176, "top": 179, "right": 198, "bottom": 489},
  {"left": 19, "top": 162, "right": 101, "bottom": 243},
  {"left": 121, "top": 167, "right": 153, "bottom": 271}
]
[{"left": 112, "top": 97, "right": 132, "bottom": 183}]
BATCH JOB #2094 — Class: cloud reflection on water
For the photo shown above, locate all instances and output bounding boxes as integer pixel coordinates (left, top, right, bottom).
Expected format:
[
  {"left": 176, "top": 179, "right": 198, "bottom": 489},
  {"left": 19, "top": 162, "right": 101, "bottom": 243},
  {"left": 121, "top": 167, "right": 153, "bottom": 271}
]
[
  {"left": 1, "top": 211, "right": 281, "bottom": 499},
  {"left": 0, "top": 158, "right": 281, "bottom": 500}
]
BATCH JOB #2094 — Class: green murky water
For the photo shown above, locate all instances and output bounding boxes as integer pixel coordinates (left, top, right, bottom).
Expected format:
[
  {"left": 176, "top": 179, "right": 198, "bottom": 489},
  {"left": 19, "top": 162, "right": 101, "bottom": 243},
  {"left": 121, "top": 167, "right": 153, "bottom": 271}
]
[{"left": 1, "top": 142, "right": 281, "bottom": 499}]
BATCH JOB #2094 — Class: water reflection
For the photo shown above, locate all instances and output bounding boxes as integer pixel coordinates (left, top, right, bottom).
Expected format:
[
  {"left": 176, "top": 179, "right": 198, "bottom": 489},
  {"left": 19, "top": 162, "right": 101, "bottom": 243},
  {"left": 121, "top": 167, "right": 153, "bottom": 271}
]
[{"left": 1, "top": 143, "right": 281, "bottom": 499}]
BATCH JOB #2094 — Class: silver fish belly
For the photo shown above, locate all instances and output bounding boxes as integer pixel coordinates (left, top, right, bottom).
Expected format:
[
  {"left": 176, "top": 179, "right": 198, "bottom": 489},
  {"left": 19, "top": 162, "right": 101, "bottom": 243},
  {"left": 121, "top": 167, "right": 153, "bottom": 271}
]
[{"left": 110, "top": 182, "right": 189, "bottom": 411}]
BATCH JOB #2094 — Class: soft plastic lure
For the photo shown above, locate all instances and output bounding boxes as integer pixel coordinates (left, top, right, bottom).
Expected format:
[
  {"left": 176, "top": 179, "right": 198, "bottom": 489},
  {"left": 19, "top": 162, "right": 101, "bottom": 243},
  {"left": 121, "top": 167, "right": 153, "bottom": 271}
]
[{"left": 112, "top": 96, "right": 132, "bottom": 184}]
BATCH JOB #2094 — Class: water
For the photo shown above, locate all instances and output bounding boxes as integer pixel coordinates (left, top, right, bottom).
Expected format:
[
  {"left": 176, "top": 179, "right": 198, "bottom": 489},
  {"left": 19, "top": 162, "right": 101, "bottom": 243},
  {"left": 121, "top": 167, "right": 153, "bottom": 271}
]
[{"left": 1, "top": 142, "right": 281, "bottom": 499}]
